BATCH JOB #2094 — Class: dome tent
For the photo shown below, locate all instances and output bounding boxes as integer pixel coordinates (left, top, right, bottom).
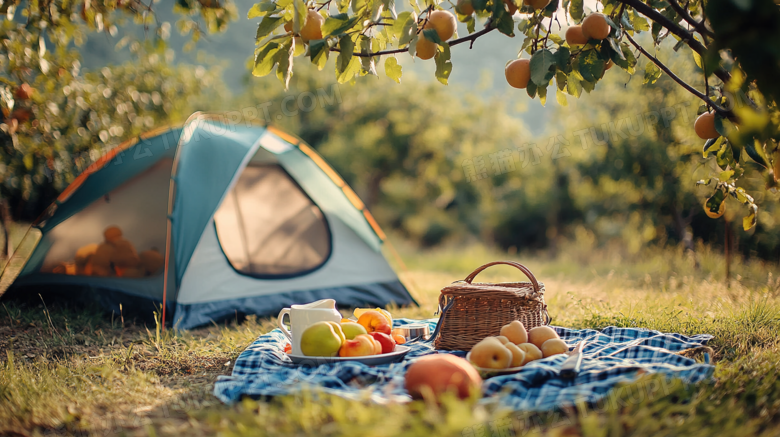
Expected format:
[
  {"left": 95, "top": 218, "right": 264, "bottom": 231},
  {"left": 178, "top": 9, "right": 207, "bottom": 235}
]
[{"left": 0, "top": 113, "right": 416, "bottom": 329}]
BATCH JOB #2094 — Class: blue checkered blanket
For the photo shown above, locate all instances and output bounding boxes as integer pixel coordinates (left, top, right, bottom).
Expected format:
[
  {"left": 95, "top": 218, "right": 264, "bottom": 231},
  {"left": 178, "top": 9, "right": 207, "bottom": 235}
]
[{"left": 214, "top": 319, "right": 715, "bottom": 410}]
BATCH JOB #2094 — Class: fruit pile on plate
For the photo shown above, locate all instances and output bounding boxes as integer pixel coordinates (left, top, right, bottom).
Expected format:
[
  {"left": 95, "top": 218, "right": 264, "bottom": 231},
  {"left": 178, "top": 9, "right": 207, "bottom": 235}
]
[
  {"left": 296, "top": 308, "right": 407, "bottom": 357},
  {"left": 468, "top": 321, "right": 567, "bottom": 371}
]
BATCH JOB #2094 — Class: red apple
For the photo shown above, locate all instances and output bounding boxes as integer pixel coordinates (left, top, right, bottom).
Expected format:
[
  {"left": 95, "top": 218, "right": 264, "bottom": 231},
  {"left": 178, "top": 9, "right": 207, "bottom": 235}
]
[{"left": 369, "top": 332, "right": 396, "bottom": 354}]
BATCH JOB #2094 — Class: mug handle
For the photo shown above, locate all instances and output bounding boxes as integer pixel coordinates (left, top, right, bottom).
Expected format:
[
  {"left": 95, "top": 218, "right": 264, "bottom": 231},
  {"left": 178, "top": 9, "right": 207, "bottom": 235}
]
[{"left": 277, "top": 308, "right": 292, "bottom": 341}]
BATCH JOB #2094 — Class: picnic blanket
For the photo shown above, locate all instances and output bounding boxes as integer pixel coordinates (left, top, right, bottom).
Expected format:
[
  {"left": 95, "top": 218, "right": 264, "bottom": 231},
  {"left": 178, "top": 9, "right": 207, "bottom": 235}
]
[{"left": 214, "top": 319, "right": 715, "bottom": 411}]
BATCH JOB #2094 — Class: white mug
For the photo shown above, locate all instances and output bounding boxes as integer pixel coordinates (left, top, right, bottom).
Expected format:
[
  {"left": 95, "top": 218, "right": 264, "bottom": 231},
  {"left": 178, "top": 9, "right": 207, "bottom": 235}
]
[{"left": 277, "top": 299, "right": 343, "bottom": 355}]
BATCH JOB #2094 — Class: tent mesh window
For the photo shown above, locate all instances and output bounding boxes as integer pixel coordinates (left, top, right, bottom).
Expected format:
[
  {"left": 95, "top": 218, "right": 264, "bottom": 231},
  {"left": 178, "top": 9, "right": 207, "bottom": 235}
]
[
  {"left": 40, "top": 157, "right": 172, "bottom": 278},
  {"left": 214, "top": 163, "right": 331, "bottom": 277}
]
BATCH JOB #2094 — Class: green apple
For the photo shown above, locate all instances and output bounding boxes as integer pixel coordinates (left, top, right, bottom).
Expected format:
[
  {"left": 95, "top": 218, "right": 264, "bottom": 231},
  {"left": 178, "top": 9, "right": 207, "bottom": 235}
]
[
  {"left": 300, "top": 321, "right": 344, "bottom": 357},
  {"left": 340, "top": 322, "right": 368, "bottom": 340}
]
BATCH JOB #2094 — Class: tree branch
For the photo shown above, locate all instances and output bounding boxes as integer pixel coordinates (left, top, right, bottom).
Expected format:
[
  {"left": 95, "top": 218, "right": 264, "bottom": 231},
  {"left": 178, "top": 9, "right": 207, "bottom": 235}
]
[
  {"left": 331, "top": 22, "right": 496, "bottom": 57},
  {"left": 665, "top": 0, "right": 714, "bottom": 39},
  {"left": 625, "top": 33, "right": 736, "bottom": 121},
  {"left": 615, "top": 0, "right": 730, "bottom": 84}
]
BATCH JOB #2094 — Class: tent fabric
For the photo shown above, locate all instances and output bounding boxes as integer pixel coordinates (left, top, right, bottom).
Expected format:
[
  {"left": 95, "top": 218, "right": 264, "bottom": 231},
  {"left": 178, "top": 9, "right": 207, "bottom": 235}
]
[
  {"left": 1, "top": 113, "right": 416, "bottom": 328},
  {"left": 214, "top": 164, "right": 331, "bottom": 276}
]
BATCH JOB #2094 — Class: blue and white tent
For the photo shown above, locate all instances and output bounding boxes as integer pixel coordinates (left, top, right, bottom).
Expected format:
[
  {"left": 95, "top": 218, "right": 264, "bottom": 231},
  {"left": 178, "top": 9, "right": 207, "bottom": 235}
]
[{"left": 1, "top": 113, "right": 415, "bottom": 329}]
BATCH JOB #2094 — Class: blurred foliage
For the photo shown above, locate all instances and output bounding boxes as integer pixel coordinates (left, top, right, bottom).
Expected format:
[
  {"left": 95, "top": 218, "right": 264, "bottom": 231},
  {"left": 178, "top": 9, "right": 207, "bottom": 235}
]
[
  {"left": 238, "top": 57, "right": 780, "bottom": 259},
  {"left": 0, "top": 0, "right": 234, "bottom": 221}
]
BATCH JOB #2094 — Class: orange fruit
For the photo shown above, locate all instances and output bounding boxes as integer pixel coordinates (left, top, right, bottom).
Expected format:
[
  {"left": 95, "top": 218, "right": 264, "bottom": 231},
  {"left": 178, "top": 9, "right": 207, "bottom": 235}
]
[
  {"left": 104, "top": 226, "right": 123, "bottom": 243},
  {"left": 405, "top": 355, "right": 482, "bottom": 401},
  {"left": 424, "top": 10, "right": 456, "bottom": 41},
  {"left": 284, "top": 21, "right": 292, "bottom": 33},
  {"left": 582, "top": 13, "right": 611, "bottom": 40},
  {"left": 416, "top": 36, "right": 437, "bottom": 60},
  {"left": 505, "top": 59, "right": 531, "bottom": 89},
  {"left": 604, "top": 59, "right": 614, "bottom": 71},
  {"left": 456, "top": 0, "right": 474, "bottom": 15},
  {"left": 694, "top": 112, "right": 720, "bottom": 139},
  {"left": 704, "top": 200, "right": 725, "bottom": 219},
  {"left": 565, "top": 25, "right": 589, "bottom": 45},
  {"left": 300, "top": 10, "right": 324, "bottom": 42}
]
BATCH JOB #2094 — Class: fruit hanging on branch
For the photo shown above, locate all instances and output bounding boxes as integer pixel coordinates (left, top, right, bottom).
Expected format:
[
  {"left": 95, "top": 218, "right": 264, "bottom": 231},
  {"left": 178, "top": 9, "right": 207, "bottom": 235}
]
[{"left": 14, "top": 84, "right": 34, "bottom": 100}]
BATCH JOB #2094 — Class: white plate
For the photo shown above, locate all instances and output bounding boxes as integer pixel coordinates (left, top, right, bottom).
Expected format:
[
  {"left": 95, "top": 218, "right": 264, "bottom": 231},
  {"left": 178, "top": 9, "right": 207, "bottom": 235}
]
[
  {"left": 288, "top": 345, "right": 411, "bottom": 366},
  {"left": 466, "top": 352, "right": 524, "bottom": 377}
]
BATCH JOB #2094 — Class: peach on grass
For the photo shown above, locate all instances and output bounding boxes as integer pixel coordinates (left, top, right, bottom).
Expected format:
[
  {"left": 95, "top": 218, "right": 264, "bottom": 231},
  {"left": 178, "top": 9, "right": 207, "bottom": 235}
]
[{"left": 405, "top": 355, "right": 482, "bottom": 401}]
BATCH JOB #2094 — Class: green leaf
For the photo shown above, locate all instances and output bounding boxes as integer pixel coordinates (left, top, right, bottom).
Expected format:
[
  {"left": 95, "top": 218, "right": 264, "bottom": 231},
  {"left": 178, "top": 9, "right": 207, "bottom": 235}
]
[
  {"left": 538, "top": 85, "right": 548, "bottom": 106},
  {"left": 252, "top": 42, "right": 281, "bottom": 76},
  {"left": 256, "top": 16, "right": 284, "bottom": 41},
  {"left": 745, "top": 140, "right": 770, "bottom": 168},
  {"left": 466, "top": 15, "right": 476, "bottom": 33},
  {"left": 612, "top": 43, "right": 636, "bottom": 74},
  {"left": 630, "top": 10, "right": 649, "bottom": 31},
  {"left": 422, "top": 28, "right": 443, "bottom": 45},
  {"left": 276, "top": 40, "right": 295, "bottom": 90},
  {"left": 620, "top": 13, "right": 634, "bottom": 31},
  {"left": 434, "top": 43, "right": 452, "bottom": 85},
  {"left": 336, "top": 54, "right": 361, "bottom": 83},
  {"left": 703, "top": 137, "right": 723, "bottom": 157},
  {"left": 396, "top": 13, "right": 417, "bottom": 46},
  {"left": 527, "top": 81, "right": 537, "bottom": 98},
  {"left": 569, "top": 0, "right": 583, "bottom": 21},
  {"left": 530, "top": 49, "right": 556, "bottom": 87},
  {"left": 248, "top": 1, "right": 277, "bottom": 18},
  {"left": 713, "top": 114, "right": 727, "bottom": 137},
  {"left": 705, "top": 190, "right": 725, "bottom": 212},
  {"left": 309, "top": 38, "right": 331, "bottom": 70},
  {"left": 716, "top": 141, "right": 735, "bottom": 169},
  {"left": 643, "top": 62, "right": 662, "bottom": 84},
  {"left": 496, "top": 9, "right": 515, "bottom": 36},
  {"left": 555, "top": 46, "right": 571, "bottom": 70},
  {"left": 555, "top": 70, "right": 567, "bottom": 90},
  {"left": 742, "top": 209, "right": 758, "bottom": 231},
  {"left": 293, "top": 0, "right": 307, "bottom": 33},
  {"left": 359, "top": 37, "right": 376, "bottom": 75},
  {"left": 337, "top": 35, "right": 355, "bottom": 73},
  {"left": 607, "top": 38, "right": 625, "bottom": 60},
  {"left": 719, "top": 169, "right": 735, "bottom": 181},
  {"left": 556, "top": 88, "right": 568, "bottom": 106},
  {"left": 323, "top": 14, "right": 358, "bottom": 36},
  {"left": 577, "top": 50, "right": 604, "bottom": 82},
  {"left": 392, "top": 11, "right": 413, "bottom": 38},
  {"left": 566, "top": 71, "right": 582, "bottom": 97},
  {"left": 384, "top": 56, "right": 402, "bottom": 83}
]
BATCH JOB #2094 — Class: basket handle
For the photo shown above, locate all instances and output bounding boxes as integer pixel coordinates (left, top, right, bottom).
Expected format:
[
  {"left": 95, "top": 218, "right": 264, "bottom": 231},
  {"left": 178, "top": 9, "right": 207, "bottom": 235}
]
[{"left": 464, "top": 261, "right": 540, "bottom": 292}]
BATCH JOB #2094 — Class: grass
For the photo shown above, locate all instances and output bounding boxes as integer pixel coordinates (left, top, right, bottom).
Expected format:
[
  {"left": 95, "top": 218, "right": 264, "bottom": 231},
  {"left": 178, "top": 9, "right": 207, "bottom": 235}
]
[{"left": 1, "top": 241, "right": 780, "bottom": 436}]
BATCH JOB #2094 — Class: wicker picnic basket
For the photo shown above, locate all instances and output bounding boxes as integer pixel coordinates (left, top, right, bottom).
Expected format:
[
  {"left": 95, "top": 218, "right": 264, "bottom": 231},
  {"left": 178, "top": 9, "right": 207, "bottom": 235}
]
[{"left": 431, "top": 261, "right": 550, "bottom": 351}]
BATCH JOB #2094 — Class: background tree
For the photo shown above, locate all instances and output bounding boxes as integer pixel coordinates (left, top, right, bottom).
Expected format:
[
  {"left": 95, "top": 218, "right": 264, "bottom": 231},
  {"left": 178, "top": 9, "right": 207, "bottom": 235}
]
[
  {"left": 247, "top": 0, "right": 780, "bottom": 231},
  {"left": 0, "top": 0, "right": 236, "bottom": 257}
]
